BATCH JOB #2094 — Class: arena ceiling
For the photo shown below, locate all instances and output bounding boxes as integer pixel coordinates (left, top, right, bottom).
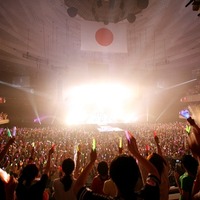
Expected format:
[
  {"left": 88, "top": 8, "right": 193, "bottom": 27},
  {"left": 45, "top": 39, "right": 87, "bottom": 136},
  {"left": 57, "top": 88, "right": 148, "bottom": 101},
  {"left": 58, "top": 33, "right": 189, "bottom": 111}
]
[
  {"left": 0, "top": 0, "right": 199, "bottom": 80},
  {"left": 0, "top": 0, "right": 200, "bottom": 124}
]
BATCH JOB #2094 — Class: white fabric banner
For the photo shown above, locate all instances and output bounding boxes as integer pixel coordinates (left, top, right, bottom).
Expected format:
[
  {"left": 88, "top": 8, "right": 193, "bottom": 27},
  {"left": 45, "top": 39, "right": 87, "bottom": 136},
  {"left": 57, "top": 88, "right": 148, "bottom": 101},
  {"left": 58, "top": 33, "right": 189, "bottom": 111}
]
[{"left": 81, "top": 21, "right": 128, "bottom": 53}]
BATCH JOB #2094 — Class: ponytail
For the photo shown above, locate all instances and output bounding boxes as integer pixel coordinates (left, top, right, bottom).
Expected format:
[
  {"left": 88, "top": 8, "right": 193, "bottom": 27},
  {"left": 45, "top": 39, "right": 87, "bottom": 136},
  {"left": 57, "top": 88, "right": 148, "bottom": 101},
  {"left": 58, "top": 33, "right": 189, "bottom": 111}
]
[{"left": 60, "top": 174, "right": 73, "bottom": 192}]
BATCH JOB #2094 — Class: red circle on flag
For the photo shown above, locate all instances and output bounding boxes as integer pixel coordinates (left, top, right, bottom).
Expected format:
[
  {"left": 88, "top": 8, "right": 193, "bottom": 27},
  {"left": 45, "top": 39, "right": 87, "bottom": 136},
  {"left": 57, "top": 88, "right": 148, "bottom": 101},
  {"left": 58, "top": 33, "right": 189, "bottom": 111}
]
[{"left": 95, "top": 28, "right": 113, "bottom": 46}]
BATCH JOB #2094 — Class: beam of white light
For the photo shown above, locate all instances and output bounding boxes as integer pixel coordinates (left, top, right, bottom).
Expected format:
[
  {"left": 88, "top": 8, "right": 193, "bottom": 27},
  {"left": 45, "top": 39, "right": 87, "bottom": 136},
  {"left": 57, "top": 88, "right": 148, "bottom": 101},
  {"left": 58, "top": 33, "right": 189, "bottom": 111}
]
[
  {"left": 0, "top": 81, "right": 51, "bottom": 99},
  {"left": 34, "top": 115, "right": 62, "bottom": 123},
  {"left": 0, "top": 80, "right": 59, "bottom": 124},
  {"left": 155, "top": 98, "right": 177, "bottom": 122},
  {"left": 163, "top": 78, "right": 197, "bottom": 90},
  {"left": 26, "top": 94, "right": 42, "bottom": 124}
]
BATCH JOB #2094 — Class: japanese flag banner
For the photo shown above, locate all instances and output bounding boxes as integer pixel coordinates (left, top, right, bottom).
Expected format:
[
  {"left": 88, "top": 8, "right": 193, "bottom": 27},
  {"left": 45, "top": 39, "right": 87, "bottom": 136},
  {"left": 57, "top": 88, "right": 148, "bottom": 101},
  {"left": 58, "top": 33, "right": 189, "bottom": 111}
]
[{"left": 81, "top": 21, "right": 128, "bottom": 53}]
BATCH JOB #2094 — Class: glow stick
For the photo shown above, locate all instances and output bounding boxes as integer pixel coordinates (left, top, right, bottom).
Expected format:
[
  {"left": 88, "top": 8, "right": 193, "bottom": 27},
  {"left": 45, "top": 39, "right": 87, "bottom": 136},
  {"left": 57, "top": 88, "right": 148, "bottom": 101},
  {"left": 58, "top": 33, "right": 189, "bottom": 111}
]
[
  {"left": 185, "top": 125, "right": 191, "bottom": 134},
  {"left": 153, "top": 131, "right": 157, "bottom": 137},
  {"left": 7, "top": 128, "right": 11, "bottom": 138},
  {"left": 125, "top": 130, "right": 134, "bottom": 141},
  {"left": 0, "top": 128, "right": 4, "bottom": 135},
  {"left": 125, "top": 131, "right": 130, "bottom": 141},
  {"left": 119, "top": 137, "right": 122, "bottom": 148},
  {"left": 77, "top": 144, "right": 80, "bottom": 152},
  {"left": 32, "top": 142, "right": 35, "bottom": 147},
  {"left": 12, "top": 126, "right": 16, "bottom": 137},
  {"left": 92, "top": 138, "right": 96, "bottom": 151}
]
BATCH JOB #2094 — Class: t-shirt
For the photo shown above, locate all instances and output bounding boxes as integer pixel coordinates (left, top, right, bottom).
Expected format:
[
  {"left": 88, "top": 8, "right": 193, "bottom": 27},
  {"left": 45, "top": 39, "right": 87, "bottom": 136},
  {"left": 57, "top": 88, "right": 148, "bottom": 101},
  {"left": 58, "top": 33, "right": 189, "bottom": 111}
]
[
  {"left": 91, "top": 175, "right": 108, "bottom": 195},
  {"left": 53, "top": 178, "right": 76, "bottom": 200},
  {"left": 159, "top": 164, "right": 170, "bottom": 200},
  {"left": 103, "top": 179, "right": 118, "bottom": 197},
  {"left": 77, "top": 174, "right": 160, "bottom": 200},
  {"left": 16, "top": 174, "right": 48, "bottom": 200},
  {"left": 179, "top": 172, "right": 194, "bottom": 200}
]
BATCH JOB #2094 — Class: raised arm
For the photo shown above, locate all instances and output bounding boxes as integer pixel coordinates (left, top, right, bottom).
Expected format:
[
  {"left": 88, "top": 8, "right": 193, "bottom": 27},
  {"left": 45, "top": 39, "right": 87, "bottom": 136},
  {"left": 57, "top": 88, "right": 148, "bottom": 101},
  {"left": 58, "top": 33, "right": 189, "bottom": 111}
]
[
  {"left": 74, "top": 146, "right": 81, "bottom": 179},
  {"left": 73, "top": 149, "right": 97, "bottom": 196},
  {"left": 0, "top": 137, "right": 15, "bottom": 162},
  {"left": 187, "top": 117, "right": 200, "bottom": 133},
  {"left": 193, "top": 159, "right": 200, "bottom": 199},
  {"left": 43, "top": 145, "right": 54, "bottom": 175},
  {"left": 174, "top": 170, "right": 182, "bottom": 194},
  {"left": 187, "top": 118, "right": 200, "bottom": 157},
  {"left": 128, "top": 135, "right": 160, "bottom": 180},
  {"left": 184, "top": 117, "right": 200, "bottom": 199},
  {"left": 154, "top": 135, "right": 163, "bottom": 157}
]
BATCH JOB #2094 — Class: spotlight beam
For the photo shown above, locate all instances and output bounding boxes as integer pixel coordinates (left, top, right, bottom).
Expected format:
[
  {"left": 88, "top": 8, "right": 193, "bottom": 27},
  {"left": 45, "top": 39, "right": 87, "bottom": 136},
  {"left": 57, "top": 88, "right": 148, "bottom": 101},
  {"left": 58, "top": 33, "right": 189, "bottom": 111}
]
[
  {"left": 160, "top": 78, "right": 197, "bottom": 91},
  {"left": 27, "top": 94, "right": 41, "bottom": 124},
  {"left": 155, "top": 98, "right": 177, "bottom": 122},
  {"left": 0, "top": 81, "right": 52, "bottom": 99}
]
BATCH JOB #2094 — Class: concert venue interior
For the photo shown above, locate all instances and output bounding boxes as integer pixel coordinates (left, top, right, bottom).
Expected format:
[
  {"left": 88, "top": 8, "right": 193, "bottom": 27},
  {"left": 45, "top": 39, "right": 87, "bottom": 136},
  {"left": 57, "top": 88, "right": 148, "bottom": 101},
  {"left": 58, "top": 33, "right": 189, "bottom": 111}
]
[
  {"left": 0, "top": 0, "right": 199, "bottom": 127},
  {"left": 1, "top": 2, "right": 200, "bottom": 200}
]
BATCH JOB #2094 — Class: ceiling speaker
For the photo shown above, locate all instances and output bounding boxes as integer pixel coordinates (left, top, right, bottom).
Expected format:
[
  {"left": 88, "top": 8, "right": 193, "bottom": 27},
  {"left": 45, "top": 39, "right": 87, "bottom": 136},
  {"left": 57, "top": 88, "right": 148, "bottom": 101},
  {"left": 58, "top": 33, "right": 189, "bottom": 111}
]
[
  {"left": 67, "top": 7, "right": 78, "bottom": 17},
  {"left": 137, "top": 0, "right": 149, "bottom": 9},
  {"left": 127, "top": 13, "right": 136, "bottom": 23}
]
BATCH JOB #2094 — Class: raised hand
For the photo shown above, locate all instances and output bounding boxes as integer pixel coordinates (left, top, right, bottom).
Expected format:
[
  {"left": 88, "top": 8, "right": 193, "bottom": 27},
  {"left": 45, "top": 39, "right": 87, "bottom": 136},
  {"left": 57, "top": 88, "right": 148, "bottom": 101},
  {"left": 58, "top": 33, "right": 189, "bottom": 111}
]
[
  {"left": 154, "top": 135, "right": 159, "bottom": 145},
  {"left": 187, "top": 127, "right": 200, "bottom": 157},
  {"left": 118, "top": 146, "right": 123, "bottom": 155},
  {"left": 185, "top": 117, "right": 200, "bottom": 157},
  {"left": 8, "top": 137, "right": 15, "bottom": 145},
  {"left": 49, "top": 144, "right": 55, "bottom": 155},
  {"left": 90, "top": 149, "right": 97, "bottom": 163},
  {"left": 127, "top": 135, "right": 139, "bottom": 156}
]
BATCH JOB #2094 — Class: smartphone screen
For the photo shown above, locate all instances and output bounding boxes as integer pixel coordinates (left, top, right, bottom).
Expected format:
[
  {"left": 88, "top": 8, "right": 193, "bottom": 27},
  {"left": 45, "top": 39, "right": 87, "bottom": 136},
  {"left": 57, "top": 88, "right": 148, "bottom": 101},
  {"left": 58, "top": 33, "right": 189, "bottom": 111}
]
[{"left": 179, "top": 109, "right": 190, "bottom": 119}]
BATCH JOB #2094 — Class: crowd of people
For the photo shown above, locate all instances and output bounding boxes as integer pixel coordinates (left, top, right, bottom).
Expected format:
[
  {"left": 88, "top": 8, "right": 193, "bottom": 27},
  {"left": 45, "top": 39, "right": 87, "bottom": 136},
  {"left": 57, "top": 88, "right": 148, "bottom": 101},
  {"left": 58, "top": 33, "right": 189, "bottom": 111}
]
[
  {"left": 0, "top": 122, "right": 189, "bottom": 176},
  {"left": 186, "top": 79, "right": 200, "bottom": 96},
  {"left": 0, "top": 112, "right": 8, "bottom": 121},
  {"left": 0, "top": 117, "right": 200, "bottom": 199}
]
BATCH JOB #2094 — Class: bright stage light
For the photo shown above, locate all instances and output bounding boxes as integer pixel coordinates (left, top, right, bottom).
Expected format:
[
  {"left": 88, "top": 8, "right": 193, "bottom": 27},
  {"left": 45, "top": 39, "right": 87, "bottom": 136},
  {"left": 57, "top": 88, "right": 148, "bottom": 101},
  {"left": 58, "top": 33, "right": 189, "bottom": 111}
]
[{"left": 63, "top": 83, "right": 138, "bottom": 125}]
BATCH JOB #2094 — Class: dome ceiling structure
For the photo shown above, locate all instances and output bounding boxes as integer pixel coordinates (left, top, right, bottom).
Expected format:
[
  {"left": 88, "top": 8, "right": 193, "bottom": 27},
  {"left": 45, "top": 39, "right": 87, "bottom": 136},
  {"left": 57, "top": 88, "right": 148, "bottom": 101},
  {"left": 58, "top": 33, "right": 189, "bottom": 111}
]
[
  {"left": 0, "top": 0, "right": 199, "bottom": 123},
  {"left": 0, "top": 0, "right": 199, "bottom": 81},
  {"left": 64, "top": 0, "right": 149, "bottom": 24}
]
